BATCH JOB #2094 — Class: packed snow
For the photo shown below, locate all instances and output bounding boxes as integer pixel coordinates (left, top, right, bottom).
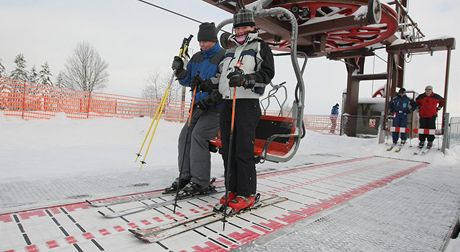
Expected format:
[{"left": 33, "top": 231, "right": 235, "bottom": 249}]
[{"left": 0, "top": 114, "right": 459, "bottom": 251}]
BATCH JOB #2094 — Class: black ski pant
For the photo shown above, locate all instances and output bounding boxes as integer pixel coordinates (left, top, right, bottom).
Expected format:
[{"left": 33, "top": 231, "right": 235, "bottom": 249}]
[
  {"left": 419, "top": 116, "right": 436, "bottom": 143},
  {"left": 220, "top": 99, "right": 260, "bottom": 196}
]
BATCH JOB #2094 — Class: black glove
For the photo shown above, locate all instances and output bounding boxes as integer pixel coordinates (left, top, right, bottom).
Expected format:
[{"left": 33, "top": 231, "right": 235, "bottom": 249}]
[
  {"left": 227, "top": 71, "right": 256, "bottom": 89},
  {"left": 191, "top": 75, "right": 202, "bottom": 91},
  {"left": 192, "top": 75, "right": 216, "bottom": 92},
  {"left": 196, "top": 90, "right": 222, "bottom": 110},
  {"left": 171, "top": 56, "right": 184, "bottom": 71}
]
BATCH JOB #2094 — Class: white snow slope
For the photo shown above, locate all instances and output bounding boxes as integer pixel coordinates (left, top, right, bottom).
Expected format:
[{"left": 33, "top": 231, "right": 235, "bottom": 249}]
[{"left": 1, "top": 114, "right": 459, "bottom": 251}]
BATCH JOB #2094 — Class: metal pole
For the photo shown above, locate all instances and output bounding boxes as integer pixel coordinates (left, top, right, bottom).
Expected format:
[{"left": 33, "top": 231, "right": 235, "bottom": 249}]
[
  {"left": 442, "top": 113, "right": 449, "bottom": 153},
  {"left": 442, "top": 48, "right": 451, "bottom": 131}
]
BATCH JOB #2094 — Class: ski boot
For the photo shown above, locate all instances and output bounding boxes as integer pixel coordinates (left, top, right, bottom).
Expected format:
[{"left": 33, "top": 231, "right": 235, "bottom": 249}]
[
  {"left": 213, "top": 192, "right": 236, "bottom": 212},
  {"left": 177, "top": 180, "right": 217, "bottom": 199},
  {"left": 418, "top": 141, "right": 425, "bottom": 149},
  {"left": 227, "top": 194, "right": 259, "bottom": 214},
  {"left": 163, "top": 178, "right": 189, "bottom": 194},
  {"left": 427, "top": 141, "right": 433, "bottom": 149},
  {"left": 401, "top": 140, "right": 406, "bottom": 145}
]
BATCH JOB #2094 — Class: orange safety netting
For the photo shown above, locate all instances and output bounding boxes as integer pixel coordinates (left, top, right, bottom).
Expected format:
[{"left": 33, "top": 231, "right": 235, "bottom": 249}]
[{"left": 0, "top": 77, "right": 190, "bottom": 122}]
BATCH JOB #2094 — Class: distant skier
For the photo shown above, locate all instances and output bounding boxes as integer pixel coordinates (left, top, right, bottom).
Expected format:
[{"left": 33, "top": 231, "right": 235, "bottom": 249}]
[
  {"left": 389, "top": 88, "right": 416, "bottom": 147},
  {"left": 166, "top": 22, "right": 225, "bottom": 196},
  {"left": 216, "top": 8, "right": 275, "bottom": 213},
  {"left": 415, "top": 85, "right": 445, "bottom": 149},
  {"left": 330, "top": 103, "right": 339, "bottom": 134}
]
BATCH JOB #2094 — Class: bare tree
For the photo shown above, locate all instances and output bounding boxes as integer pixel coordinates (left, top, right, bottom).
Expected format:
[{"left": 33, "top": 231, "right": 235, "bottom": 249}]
[
  {"left": 142, "top": 72, "right": 181, "bottom": 102},
  {"left": 62, "top": 42, "right": 108, "bottom": 92}
]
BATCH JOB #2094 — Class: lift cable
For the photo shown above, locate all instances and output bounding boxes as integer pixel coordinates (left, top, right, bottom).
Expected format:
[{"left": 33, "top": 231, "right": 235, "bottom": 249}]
[{"left": 135, "top": 0, "right": 203, "bottom": 25}]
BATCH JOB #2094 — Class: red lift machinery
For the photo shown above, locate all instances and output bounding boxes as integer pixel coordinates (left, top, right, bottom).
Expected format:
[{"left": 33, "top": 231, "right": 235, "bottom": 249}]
[{"left": 204, "top": 0, "right": 455, "bottom": 160}]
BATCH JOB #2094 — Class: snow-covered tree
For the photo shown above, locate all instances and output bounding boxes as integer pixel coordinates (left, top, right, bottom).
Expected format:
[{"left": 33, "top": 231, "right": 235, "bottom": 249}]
[
  {"left": 9, "top": 54, "right": 29, "bottom": 81},
  {"left": 55, "top": 72, "right": 65, "bottom": 88},
  {"left": 62, "top": 42, "right": 109, "bottom": 92},
  {"left": 29, "top": 66, "right": 39, "bottom": 83},
  {"left": 38, "top": 62, "right": 53, "bottom": 85},
  {"left": 0, "top": 59, "right": 6, "bottom": 77}
]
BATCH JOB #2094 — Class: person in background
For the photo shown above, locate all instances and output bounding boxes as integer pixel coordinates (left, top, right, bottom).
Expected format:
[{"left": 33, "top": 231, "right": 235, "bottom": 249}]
[
  {"left": 389, "top": 88, "right": 416, "bottom": 146},
  {"left": 330, "top": 103, "right": 339, "bottom": 134},
  {"left": 166, "top": 22, "right": 225, "bottom": 196},
  {"left": 415, "top": 85, "right": 445, "bottom": 149},
  {"left": 216, "top": 8, "right": 275, "bottom": 213}
]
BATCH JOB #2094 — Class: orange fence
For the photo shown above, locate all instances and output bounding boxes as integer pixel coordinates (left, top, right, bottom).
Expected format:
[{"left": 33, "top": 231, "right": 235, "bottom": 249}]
[
  {"left": 0, "top": 77, "right": 343, "bottom": 134},
  {"left": 0, "top": 77, "right": 189, "bottom": 121}
]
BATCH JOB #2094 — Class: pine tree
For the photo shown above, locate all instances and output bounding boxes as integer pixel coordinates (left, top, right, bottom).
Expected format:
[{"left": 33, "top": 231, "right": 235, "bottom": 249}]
[
  {"left": 9, "top": 53, "right": 29, "bottom": 81},
  {"left": 0, "top": 59, "right": 6, "bottom": 78},
  {"left": 55, "top": 72, "right": 65, "bottom": 88},
  {"left": 29, "top": 66, "right": 39, "bottom": 83},
  {"left": 38, "top": 62, "right": 53, "bottom": 85}
]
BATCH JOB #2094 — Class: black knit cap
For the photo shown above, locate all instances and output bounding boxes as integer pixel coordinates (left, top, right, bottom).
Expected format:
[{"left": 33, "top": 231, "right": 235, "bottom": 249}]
[
  {"left": 197, "top": 22, "right": 217, "bottom": 42},
  {"left": 233, "top": 9, "right": 255, "bottom": 28}
]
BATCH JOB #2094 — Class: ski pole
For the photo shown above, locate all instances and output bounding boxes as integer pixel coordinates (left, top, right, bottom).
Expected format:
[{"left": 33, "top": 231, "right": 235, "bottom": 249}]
[
  {"left": 135, "top": 34, "right": 193, "bottom": 166},
  {"left": 135, "top": 83, "right": 171, "bottom": 163},
  {"left": 173, "top": 85, "right": 198, "bottom": 213},
  {"left": 139, "top": 83, "right": 172, "bottom": 168},
  {"left": 222, "top": 85, "right": 237, "bottom": 231}
]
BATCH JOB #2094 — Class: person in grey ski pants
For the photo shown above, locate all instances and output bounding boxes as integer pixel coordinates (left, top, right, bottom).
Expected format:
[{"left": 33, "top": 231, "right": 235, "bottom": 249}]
[
  {"left": 168, "top": 22, "right": 225, "bottom": 194},
  {"left": 177, "top": 108, "right": 219, "bottom": 188}
]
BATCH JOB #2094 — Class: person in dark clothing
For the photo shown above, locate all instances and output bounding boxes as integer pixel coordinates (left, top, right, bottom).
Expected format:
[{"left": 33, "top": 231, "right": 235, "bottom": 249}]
[
  {"left": 330, "top": 103, "right": 339, "bottom": 133},
  {"left": 216, "top": 9, "right": 275, "bottom": 212},
  {"left": 415, "top": 85, "right": 445, "bottom": 149},
  {"left": 389, "top": 88, "right": 416, "bottom": 146},
  {"left": 166, "top": 22, "right": 225, "bottom": 196}
]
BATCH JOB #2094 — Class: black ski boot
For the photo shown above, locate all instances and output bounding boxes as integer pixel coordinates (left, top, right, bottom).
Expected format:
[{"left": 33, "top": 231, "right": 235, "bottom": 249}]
[
  {"left": 427, "top": 141, "right": 433, "bottom": 149},
  {"left": 163, "top": 178, "right": 189, "bottom": 194},
  {"left": 177, "top": 180, "right": 217, "bottom": 199},
  {"left": 418, "top": 141, "right": 425, "bottom": 149}
]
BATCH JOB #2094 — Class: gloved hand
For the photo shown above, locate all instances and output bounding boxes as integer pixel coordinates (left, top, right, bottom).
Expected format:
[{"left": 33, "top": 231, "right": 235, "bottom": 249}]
[
  {"left": 227, "top": 71, "right": 256, "bottom": 89},
  {"left": 196, "top": 90, "right": 222, "bottom": 110},
  {"left": 227, "top": 70, "right": 245, "bottom": 87},
  {"left": 191, "top": 75, "right": 202, "bottom": 91},
  {"left": 171, "top": 56, "right": 184, "bottom": 72},
  {"left": 199, "top": 79, "right": 215, "bottom": 92}
]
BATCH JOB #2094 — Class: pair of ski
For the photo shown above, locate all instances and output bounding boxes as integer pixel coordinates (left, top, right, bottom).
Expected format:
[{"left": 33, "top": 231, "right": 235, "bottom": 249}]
[
  {"left": 97, "top": 188, "right": 223, "bottom": 218},
  {"left": 386, "top": 143, "right": 405, "bottom": 152},
  {"left": 413, "top": 147, "right": 431, "bottom": 155},
  {"left": 89, "top": 178, "right": 220, "bottom": 218},
  {"left": 129, "top": 195, "right": 287, "bottom": 243}
]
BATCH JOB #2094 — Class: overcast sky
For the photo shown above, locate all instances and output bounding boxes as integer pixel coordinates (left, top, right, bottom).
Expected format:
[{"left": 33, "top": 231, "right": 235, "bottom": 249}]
[{"left": 0, "top": 0, "right": 459, "bottom": 115}]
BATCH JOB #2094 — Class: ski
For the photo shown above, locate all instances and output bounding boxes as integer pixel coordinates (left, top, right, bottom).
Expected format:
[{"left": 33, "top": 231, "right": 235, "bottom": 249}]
[
  {"left": 129, "top": 195, "right": 273, "bottom": 237},
  {"left": 132, "top": 195, "right": 287, "bottom": 243},
  {"left": 98, "top": 187, "right": 223, "bottom": 218},
  {"left": 87, "top": 192, "right": 161, "bottom": 208},
  {"left": 420, "top": 147, "right": 431, "bottom": 155},
  {"left": 413, "top": 147, "right": 424, "bottom": 155},
  {"left": 88, "top": 178, "right": 217, "bottom": 208},
  {"left": 394, "top": 143, "right": 405, "bottom": 152},
  {"left": 386, "top": 144, "right": 396, "bottom": 151}
]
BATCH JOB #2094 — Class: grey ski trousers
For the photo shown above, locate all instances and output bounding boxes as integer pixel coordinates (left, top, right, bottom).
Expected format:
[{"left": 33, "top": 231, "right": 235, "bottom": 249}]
[{"left": 178, "top": 109, "right": 220, "bottom": 187}]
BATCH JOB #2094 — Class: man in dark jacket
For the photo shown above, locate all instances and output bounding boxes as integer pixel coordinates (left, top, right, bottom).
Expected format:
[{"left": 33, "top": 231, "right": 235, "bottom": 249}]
[
  {"left": 415, "top": 85, "right": 445, "bottom": 149},
  {"left": 166, "top": 22, "right": 225, "bottom": 196},
  {"left": 389, "top": 88, "right": 416, "bottom": 146},
  {"left": 330, "top": 103, "right": 339, "bottom": 133}
]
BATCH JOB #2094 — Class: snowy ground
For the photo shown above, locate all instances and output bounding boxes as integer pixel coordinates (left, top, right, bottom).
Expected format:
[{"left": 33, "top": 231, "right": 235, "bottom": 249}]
[{"left": 1, "top": 114, "right": 459, "bottom": 251}]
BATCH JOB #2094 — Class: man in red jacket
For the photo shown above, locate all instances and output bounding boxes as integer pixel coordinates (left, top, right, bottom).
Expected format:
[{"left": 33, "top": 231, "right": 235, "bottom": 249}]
[{"left": 415, "top": 85, "right": 445, "bottom": 149}]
